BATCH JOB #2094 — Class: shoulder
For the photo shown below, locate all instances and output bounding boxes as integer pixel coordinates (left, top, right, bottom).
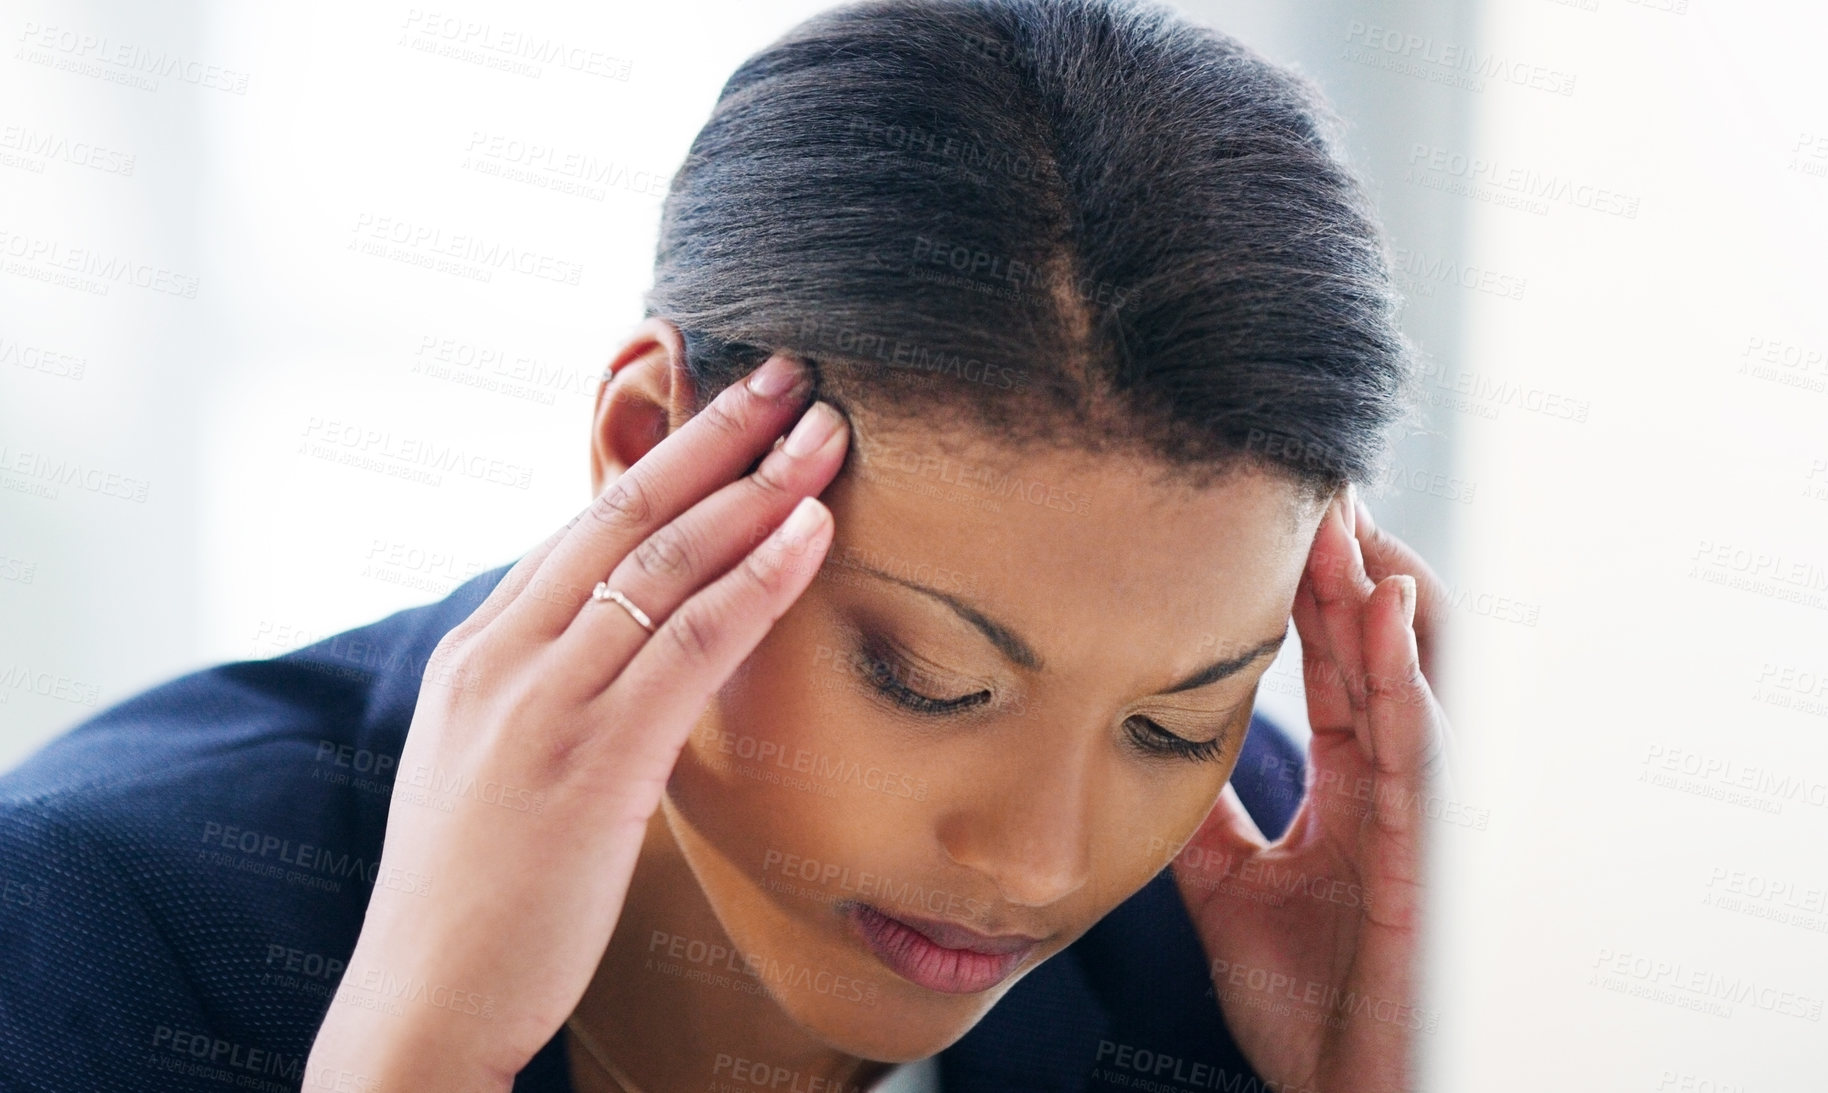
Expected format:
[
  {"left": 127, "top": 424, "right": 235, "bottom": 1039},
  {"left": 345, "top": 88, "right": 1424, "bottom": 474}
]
[
  {"left": 0, "top": 562, "right": 516, "bottom": 1089},
  {"left": 1, "top": 559, "right": 517, "bottom": 811},
  {"left": 0, "top": 793, "right": 220, "bottom": 1089},
  {"left": 0, "top": 561, "right": 515, "bottom": 810}
]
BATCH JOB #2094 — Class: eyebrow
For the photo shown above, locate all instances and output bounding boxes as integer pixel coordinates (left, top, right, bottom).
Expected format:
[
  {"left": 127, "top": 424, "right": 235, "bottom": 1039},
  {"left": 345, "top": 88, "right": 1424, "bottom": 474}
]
[
  {"left": 1158, "top": 633, "right": 1287, "bottom": 694},
  {"left": 844, "top": 564, "right": 1288, "bottom": 694}
]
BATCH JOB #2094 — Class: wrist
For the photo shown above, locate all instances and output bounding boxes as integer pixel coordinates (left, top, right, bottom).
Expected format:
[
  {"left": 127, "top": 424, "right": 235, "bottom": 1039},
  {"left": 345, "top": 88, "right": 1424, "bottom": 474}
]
[{"left": 306, "top": 1000, "right": 518, "bottom": 1093}]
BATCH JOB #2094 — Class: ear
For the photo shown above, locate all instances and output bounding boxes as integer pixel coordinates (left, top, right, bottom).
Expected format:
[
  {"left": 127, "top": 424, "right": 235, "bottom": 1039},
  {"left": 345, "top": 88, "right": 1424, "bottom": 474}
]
[{"left": 589, "top": 317, "right": 701, "bottom": 497}]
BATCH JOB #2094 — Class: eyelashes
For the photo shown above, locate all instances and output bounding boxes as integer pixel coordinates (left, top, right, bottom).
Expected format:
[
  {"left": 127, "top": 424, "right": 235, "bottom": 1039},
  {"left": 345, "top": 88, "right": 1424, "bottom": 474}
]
[
  {"left": 857, "top": 637, "right": 991, "bottom": 715},
  {"left": 856, "top": 639, "right": 1230, "bottom": 764},
  {"left": 1122, "top": 716, "right": 1228, "bottom": 764}
]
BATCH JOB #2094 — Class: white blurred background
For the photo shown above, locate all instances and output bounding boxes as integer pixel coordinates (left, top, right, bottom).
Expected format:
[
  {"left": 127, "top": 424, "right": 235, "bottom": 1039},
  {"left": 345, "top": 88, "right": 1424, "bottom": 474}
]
[{"left": 3, "top": 0, "right": 1824, "bottom": 1088}]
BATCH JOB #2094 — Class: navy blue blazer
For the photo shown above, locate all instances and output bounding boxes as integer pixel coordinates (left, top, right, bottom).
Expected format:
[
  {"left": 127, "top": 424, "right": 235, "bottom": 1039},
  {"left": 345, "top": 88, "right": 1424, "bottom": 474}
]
[{"left": 0, "top": 561, "right": 1306, "bottom": 1092}]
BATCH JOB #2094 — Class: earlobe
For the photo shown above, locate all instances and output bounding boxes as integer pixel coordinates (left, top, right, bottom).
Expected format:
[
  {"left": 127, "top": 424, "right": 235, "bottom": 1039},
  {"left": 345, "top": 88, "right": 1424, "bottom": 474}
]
[{"left": 588, "top": 317, "right": 698, "bottom": 496}]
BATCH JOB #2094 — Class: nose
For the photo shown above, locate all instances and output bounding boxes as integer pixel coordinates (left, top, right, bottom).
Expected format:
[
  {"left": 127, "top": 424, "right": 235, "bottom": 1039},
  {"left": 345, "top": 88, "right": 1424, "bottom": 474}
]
[{"left": 936, "top": 729, "right": 1098, "bottom": 909}]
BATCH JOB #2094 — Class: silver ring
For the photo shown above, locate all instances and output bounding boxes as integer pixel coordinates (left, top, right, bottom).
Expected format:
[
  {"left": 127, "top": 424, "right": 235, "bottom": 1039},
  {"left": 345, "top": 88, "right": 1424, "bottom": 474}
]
[{"left": 591, "top": 582, "right": 655, "bottom": 633}]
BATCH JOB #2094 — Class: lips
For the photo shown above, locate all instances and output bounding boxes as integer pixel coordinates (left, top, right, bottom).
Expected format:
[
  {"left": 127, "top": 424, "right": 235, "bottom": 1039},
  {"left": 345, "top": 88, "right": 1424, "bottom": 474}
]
[{"left": 842, "top": 901, "right": 1041, "bottom": 994}]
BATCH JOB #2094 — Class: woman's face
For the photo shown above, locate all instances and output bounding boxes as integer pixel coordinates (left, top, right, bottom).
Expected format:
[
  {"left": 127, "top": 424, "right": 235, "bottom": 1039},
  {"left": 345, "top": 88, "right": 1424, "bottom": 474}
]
[{"left": 658, "top": 413, "right": 1325, "bottom": 1061}]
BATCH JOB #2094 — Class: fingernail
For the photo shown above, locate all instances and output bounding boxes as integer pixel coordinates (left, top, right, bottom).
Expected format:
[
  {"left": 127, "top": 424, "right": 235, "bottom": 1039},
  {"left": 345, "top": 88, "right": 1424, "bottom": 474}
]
[
  {"left": 1340, "top": 484, "right": 1358, "bottom": 537},
  {"left": 1395, "top": 574, "right": 1417, "bottom": 627},
  {"left": 777, "top": 495, "right": 826, "bottom": 549},
  {"left": 783, "top": 401, "right": 841, "bottom": 458},
  {"left": 747, "top": 355, "right": 807, "bottom": 400},
  {"left": 1354, "top": 494, "right": 1375, "bottom": 533}
]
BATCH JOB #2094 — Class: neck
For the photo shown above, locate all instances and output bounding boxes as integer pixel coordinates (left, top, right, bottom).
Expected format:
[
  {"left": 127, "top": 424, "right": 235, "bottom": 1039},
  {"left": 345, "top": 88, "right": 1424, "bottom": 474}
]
[{"left": 568, "top": 799, "right": 895, "bottom": 1093}]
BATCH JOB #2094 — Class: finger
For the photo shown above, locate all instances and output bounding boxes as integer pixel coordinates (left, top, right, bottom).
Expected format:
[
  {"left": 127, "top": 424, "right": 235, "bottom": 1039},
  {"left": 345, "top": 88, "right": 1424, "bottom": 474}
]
[
  {"left": 1307, "top": 576, "right": 1435, "bottom": 1090},
  {"left": 586, "top": 495, "right": 836, "bottom": 814},
  {"left": 557, "top": 400, "right": 850, "bottom": 681},
  {"left": 1352, "top": 494, "right": 1448, "bottom": 681},
  {"left": 1290, "top": 574, "right": 1352, "bottom": 738},
  {"left": 504, "top": 352, "right": 817, "bottom": 640},
  {"left": 1294, "top": 494, "right": 1376, "bottom": 739},
  {"left": 1354, "top": 497, "right": 1463, "bottom": 775},
  {"left": 439, "top": 522, "right": 573, "bottom": 651},
  {"left": 1362, "top": 574, "right": 1445, "bottom": 849}
]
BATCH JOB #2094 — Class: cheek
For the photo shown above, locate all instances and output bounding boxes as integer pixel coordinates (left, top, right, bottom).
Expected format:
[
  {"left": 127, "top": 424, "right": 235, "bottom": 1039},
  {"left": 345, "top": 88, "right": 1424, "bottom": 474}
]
[
  {"left": 1118, "top": 721, "right": 1252, "bottom": 876},
  {"left": 1094, "top": 773, "right": 1232, "bottom": 889},
  {"left": 668, "top": 591, "right": 923, "bottom": 887},
  {"left": 668, "top": 586, "right": 1249, "bottom": 934}
]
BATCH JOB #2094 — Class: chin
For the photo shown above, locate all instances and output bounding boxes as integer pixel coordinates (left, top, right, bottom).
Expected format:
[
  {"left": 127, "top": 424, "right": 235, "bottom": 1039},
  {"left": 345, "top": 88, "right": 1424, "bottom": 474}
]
[{"left": 657, "top": 788, "right": 1046, "bottom": 1063}]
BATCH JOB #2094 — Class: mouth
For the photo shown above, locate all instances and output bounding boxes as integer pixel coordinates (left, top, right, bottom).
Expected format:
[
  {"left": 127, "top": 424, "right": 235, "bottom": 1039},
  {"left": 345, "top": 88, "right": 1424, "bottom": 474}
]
[{"left": 840, "top": 901, "right": 1041, "bottom": 994}]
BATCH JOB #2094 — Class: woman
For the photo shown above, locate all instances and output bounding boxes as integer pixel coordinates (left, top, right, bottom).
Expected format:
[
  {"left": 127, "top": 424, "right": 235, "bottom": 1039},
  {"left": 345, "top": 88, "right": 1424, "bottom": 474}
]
[{"left": 0, "top": 0, "right": 1451, "bottom": 1090}]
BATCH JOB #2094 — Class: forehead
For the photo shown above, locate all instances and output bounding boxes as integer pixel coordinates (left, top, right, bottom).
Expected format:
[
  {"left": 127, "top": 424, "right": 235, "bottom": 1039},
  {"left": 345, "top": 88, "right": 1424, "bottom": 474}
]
[{"left": 818, "top": 421, "right": 1319, "bottom": 665}]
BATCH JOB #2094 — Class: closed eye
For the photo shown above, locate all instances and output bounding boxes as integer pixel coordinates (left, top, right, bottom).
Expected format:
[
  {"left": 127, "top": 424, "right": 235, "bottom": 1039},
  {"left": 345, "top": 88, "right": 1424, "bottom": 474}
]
[
  {"left": 1123, "top": 716, "right": 1227, "bottom": 764},
  {"left": 861, "top": 637, "right": 1232, "bottom": 764},
  {"left": 859, "top": 642, "right": 991, "bottom": 715}
]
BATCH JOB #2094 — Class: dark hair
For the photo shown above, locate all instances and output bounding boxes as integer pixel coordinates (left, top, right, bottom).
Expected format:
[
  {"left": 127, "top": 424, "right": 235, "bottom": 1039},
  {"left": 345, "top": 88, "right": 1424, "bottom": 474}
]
[{"left": 643, "top": 0, "right": 1415, "bottom": 498}]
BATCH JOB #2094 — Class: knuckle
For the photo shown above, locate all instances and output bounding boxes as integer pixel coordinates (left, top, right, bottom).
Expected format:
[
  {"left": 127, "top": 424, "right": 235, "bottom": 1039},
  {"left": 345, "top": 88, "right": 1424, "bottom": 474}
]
[
  {"left": 632, "top": 525, "right": 696, "bottom": 580},
  {"left": 592, "top": 474, "right": 653, "bottom": 529},
  {"left": 424, "top": 636, "right": 466, "bottom": 681},
  {"left": 662, "top": 605, "right": 719, "bottom": 665},
  {"left": 424, "top": 631, "right": 492, "bottom": 696},
  {"left": 430, "top": 626, "right": 480, "bottom": 664},
  {"left": 739, "top": 543, "right": 789, "bottom": 598},
  {"left": 1367, "top": 663, "right": 1430, "bottom": 707},
  {"left": 696, "top": 394, "right": 751, "bottom": 440},
  {"left": 747, "top": 452, "right": 794, "bottom": 499},
  {"left": 437, "top": 617, "right": 486, "bottom": 650},
  {"left": 533, "top": 575, "right": 592, "bottom": 610}
]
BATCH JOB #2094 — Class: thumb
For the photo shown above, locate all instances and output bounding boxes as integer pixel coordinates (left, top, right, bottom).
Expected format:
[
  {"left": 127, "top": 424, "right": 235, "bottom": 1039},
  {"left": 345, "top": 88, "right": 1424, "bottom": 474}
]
[{"left": 1353, "top": 495, "right": 1447, "bottom": 681}]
